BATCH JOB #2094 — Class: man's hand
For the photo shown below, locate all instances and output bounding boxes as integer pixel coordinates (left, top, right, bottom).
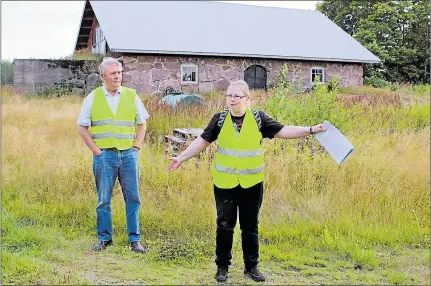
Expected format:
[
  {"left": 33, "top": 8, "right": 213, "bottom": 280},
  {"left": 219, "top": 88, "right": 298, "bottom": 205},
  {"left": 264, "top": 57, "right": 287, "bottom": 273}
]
[
  {"left": 78, "top": 125, "right": 103, "bottom": 155},
  {"left": 93, "top": 149, "right": 103, "bottom": 156},
  {"left": 168, "top": 157, "right": 183, "bottom": 171}
]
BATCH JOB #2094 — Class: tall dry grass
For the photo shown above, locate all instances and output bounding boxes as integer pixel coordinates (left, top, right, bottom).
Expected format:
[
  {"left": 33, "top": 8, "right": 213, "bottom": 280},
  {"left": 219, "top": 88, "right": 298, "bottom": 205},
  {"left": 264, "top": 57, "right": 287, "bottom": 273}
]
[{"left": 1, "top": 85, "right": 429, "bottom": 281}]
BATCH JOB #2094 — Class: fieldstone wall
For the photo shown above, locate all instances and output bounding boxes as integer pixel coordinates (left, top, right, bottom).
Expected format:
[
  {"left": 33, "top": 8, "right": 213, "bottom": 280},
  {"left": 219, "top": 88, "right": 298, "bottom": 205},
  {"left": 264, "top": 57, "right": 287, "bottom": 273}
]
[
  {"left": 12, "top": 56, "right": 364, "bottom": 96},
  {"left": 13, "top": 59, "right": 100, "bottom": 95},
  {"left": 121, "top": 54, "right": 363, "bottom": 95}
]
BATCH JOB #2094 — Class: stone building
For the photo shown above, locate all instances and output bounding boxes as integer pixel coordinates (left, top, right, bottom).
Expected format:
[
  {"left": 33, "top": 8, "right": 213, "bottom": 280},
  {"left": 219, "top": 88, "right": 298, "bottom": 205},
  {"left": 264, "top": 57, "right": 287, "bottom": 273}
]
[{"left": 74, "top": 0, "right": 380, "bottom": 95}]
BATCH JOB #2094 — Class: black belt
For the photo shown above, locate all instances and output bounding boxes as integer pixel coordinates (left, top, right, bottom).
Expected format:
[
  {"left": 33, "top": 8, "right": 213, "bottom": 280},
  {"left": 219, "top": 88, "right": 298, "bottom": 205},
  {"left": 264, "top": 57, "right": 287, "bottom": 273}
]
[{"left": 101, "top": 147, "right": 125, "bottom": 151}]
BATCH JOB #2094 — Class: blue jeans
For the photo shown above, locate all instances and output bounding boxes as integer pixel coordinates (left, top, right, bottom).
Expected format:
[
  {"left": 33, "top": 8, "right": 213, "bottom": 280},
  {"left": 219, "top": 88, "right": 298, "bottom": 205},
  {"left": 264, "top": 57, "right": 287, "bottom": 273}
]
[{"left": 93, "top": 148, "right": 141, "bottom": 242}]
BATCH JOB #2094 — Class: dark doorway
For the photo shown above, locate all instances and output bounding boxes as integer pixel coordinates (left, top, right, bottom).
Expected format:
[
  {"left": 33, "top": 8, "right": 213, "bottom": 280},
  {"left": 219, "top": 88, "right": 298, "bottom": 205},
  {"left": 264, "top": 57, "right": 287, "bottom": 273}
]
[{"left": 244, "top": 65, "right": 267, "bottom": 90}]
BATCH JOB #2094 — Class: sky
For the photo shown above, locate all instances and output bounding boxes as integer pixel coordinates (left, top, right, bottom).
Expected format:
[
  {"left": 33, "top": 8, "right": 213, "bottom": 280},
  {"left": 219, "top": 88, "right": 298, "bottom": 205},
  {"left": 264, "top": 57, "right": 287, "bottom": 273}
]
[{"left": 1, "top": 1, "right": 319, "bottom": 61}]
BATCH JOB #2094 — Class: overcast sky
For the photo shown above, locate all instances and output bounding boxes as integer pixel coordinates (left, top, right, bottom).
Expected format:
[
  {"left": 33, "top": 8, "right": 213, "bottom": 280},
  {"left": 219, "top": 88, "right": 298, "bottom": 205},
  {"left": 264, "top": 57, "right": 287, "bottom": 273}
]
[{"left": 1, "top": 1, "right": 319, "bottom": 61}]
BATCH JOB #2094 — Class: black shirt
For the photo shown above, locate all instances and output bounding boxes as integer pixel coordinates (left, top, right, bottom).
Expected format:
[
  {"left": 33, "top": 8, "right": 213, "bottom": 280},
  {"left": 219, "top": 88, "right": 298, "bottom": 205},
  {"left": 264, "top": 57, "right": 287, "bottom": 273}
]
[{"left": 200, "top": 111, "right": 284, "bottom": 143}]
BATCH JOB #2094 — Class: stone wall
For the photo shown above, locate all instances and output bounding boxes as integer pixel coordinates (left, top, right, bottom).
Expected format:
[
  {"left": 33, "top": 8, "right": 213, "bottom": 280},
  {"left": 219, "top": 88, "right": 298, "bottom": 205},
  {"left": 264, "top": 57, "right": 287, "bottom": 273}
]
[
  {"left": 12, "top": 56, "right": 364, "bottom": 96},
  {"left": 121, "top": 54, "right": 364, "bottom": 95},
  {"left": 13, "top": 59, "right": 100, "bottom": 95}
]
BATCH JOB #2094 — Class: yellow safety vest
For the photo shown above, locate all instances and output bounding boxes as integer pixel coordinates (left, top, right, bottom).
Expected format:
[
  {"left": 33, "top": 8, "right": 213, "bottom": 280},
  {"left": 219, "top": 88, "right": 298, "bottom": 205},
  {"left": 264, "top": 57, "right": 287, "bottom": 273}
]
[
  {"left": 91, "top": 86, "right": 136, "bottom": 150},
  {"left": 211, "top": 109, "right": 264, "bottom": 189}
]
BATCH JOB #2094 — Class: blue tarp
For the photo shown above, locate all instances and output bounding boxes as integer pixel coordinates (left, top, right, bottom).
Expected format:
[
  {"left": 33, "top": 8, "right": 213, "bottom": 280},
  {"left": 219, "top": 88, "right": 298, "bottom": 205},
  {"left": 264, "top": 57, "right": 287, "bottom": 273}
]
[{"left": 158, "top": 93, "right": 205, "bottom": 108}]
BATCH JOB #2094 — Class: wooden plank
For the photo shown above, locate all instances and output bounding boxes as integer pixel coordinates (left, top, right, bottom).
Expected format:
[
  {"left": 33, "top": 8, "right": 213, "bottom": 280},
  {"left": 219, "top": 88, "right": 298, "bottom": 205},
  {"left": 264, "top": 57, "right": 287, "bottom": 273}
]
[
  {"left": 165, "top": 135, "right": 186, "bottom": 144},
  {"left": 189, "top": 128, "right": 203, "bottom": 137},
  {"left": 173, "top": 128, "right": 203, "bottom": 137}
]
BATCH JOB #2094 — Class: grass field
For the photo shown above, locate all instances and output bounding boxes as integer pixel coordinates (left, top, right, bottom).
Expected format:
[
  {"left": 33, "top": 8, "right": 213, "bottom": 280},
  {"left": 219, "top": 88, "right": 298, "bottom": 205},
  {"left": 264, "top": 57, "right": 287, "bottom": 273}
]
[{"left": 2, "top": 84, "right": 429, "bottom": 285}]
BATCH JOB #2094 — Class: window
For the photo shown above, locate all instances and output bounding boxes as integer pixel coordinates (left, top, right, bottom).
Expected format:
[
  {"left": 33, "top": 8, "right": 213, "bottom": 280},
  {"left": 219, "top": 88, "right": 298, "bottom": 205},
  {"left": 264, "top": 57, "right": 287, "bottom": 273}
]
[
  {"left": 92, "top": 27, "right": 106, "bottom": 55},
  {"left": 310, "top": 67, "right": 324, "bottom": 85},
  {"left": 181, "top": 64, "right": 198, "bottom": 84},
  {"left": 95, "top": 27, "right": 104, "bottom": 45},
  {"left": 92, "top": 29, "right": 97, "bottom": 46}
]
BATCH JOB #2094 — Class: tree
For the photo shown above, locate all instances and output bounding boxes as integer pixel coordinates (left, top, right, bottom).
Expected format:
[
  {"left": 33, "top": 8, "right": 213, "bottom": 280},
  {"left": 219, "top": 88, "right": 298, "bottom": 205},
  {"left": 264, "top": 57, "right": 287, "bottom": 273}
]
[
  {"left": 1, "top": 60, "right": 14, "bottom": 85},
  {"left": 317, "top": 0, "right": 430, "bottom": 84}
]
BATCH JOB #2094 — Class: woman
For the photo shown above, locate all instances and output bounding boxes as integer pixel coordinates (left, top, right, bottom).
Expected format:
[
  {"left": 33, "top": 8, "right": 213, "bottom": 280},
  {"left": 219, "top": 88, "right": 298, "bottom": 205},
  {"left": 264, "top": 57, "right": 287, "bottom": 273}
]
[{"left": 168, "top": 80, "right": 325, "bottom": 283}]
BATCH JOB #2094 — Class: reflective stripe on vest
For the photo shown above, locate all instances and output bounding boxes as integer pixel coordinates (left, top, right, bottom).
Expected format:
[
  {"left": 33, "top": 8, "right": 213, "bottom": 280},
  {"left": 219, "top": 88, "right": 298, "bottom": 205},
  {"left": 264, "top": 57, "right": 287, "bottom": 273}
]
[
  {"left": 91, "top": 119, "right": 113, "bottom": 126},
  {"left": 214, "top": 163, "right": 264, "bottom": 175},
  {"left": 217, "top": 146, "right": 261, "bottom": 157},
  {"left": 91, "top": 119, "right": 135, "bottom": 127},
  {"left": 91, "top": 132, "right": 136, "bottom": 140}
]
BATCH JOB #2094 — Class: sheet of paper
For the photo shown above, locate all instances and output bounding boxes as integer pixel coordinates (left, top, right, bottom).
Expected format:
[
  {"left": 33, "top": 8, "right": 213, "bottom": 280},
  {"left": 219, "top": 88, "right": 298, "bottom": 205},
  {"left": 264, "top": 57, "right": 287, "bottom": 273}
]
[{"left": 314, "top": 121, "right": 354, "bottom": 165}]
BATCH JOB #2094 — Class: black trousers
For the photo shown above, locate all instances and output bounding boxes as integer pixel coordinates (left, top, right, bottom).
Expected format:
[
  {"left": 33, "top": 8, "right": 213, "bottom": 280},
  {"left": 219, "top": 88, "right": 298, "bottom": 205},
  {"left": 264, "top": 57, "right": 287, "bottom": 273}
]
[{"left": 214, "top": 182, "right": 263, "bottom": 270}]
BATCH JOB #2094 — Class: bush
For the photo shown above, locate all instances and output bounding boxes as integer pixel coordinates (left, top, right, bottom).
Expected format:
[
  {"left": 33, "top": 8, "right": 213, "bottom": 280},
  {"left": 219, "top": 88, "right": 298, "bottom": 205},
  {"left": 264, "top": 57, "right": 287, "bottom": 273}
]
[
  {"left": 28, "top": 84, "right": 74, "bottom": 98},
  {"left": 412, "top": 84, "right": 430, "bottom": 96},
  {"left": 265, "top": 81, "right": 350, "bottom": 133},
  {"left": 364, "top": 76, "right": 391, "bottom": 88},
  {"left": 64, "top": 49, "right": 103, "bottom": 61},
  {"left": 328, "top": 76, "right": 340, "bottom": 91},
  {"left": 1, "top": 60, "right": 13, "bottom": 85}
]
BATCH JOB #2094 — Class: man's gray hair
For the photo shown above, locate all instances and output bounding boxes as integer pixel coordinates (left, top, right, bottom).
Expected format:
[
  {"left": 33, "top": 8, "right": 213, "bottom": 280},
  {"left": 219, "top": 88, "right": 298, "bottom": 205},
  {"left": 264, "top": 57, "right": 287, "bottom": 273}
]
[{"left": 99, "top": 57, "right": 123, "bottom": 76}]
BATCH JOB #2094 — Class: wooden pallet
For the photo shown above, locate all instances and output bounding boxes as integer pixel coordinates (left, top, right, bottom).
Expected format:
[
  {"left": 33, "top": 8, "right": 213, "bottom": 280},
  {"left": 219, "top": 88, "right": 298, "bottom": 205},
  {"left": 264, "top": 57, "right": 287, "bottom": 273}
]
[{"left": 165, "top": 128, "right": 204, "bottom": 156}]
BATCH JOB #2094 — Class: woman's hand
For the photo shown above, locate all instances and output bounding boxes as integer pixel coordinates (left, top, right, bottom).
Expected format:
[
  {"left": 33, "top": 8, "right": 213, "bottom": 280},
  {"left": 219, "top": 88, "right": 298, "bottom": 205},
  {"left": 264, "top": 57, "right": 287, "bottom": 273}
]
[
  {"left": 168, "top": 157, "right": 183, "bottom": 171},
  {"left": 312, "top": 124, "right": 326, "bottom": 134}
]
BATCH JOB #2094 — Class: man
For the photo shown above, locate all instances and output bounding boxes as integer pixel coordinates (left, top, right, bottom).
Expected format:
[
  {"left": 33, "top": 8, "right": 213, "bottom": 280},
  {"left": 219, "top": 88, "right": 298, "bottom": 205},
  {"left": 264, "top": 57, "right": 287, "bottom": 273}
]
[{"left": 77, "top": 57, "right": 149, "bottom": 253}]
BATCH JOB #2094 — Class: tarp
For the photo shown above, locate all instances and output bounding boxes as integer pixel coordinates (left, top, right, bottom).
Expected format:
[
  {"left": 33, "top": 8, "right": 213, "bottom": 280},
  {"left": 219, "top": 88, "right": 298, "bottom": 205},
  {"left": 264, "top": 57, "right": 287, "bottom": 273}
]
[{"left": 158, "top": 93, "right": 205, "bottom": 108}]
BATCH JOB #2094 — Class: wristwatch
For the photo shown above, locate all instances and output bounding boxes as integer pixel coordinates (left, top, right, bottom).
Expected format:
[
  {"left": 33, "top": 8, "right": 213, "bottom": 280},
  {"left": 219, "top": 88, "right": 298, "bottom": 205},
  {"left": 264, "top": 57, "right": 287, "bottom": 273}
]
[
  {"left": 133, "top": 145, "right": 141, "bottom": 150},
  {"left": 309, "top": 127, "right": 314, "bottom": 135}
]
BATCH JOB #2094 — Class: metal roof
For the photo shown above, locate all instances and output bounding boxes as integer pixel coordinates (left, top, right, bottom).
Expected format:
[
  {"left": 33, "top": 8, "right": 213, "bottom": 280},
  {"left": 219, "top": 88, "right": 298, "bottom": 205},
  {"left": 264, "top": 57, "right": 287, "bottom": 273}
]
[{"left": 87, "top": 1, "right": 380, "bottom": 63}]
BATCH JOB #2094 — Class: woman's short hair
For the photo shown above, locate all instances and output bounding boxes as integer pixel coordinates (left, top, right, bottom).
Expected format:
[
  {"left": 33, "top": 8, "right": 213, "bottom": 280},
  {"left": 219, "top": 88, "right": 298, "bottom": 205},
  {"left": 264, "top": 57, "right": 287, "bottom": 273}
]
[{"left": 227, "top": 80, "right": 251, "bottom": 98}]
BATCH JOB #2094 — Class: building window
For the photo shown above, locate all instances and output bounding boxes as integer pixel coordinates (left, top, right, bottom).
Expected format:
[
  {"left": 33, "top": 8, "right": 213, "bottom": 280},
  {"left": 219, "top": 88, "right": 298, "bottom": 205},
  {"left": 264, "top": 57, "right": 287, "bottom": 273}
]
[
  {"left": 95, "top": 27, "right": 104, "bottom": 45},
  {"left": 92, "top": 27, "right": 106, "bottom": 55},
  {"left": 92, "top": 29, "right": 97, "bottom": 46},
  {"left": 181, "top": 64, "right": 198, "bottom": 84},
  {"left": 310, "top": 67, "right": 324, "bottom": 85}
]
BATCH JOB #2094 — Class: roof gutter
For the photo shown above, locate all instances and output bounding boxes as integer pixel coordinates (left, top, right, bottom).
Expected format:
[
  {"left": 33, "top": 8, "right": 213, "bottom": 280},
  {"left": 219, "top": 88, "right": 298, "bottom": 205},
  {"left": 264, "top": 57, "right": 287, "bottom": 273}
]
[{"left": 110, "top": 48, "right": 381, "bottom": 64}]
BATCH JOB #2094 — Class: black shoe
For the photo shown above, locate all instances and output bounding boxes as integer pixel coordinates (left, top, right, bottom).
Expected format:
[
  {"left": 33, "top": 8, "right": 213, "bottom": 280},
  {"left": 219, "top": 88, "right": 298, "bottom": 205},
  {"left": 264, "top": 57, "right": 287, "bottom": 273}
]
[
  {"left": 130, "top": 241, "right": 146, "bottom": 253},
  {"left": 244, "top": 266, "right": 266, "bottom": 282},
  {"left": 92, "top": 240, "right": 113, "bottom": 251},
  {"left": 215, "top": 266, "right": 228, "bottom": 282}
]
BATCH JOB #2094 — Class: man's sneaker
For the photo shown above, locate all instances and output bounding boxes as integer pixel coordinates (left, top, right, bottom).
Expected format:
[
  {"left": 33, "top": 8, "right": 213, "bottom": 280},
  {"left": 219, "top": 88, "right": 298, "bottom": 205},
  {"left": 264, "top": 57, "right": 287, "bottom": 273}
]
[
  {"left": 244, "top": 266, "right": 266, "bottom": 282},
  {"left": 215, "top": 266, "right": 228, "bottom": 282}
]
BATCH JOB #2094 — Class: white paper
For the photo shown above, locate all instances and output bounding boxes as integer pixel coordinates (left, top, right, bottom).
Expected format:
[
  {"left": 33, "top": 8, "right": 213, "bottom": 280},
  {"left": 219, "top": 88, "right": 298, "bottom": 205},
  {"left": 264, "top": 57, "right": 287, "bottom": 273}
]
[{"left": 314, "top": 121, "right": 354, "bottom": 165}]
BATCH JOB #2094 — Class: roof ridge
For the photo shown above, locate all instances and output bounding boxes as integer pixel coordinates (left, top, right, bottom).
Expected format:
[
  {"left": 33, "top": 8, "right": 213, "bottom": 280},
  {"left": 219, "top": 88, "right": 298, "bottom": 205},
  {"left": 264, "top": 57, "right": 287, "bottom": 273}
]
[{"left": 207, "top": 1, "right": 317, "bottom": 12}]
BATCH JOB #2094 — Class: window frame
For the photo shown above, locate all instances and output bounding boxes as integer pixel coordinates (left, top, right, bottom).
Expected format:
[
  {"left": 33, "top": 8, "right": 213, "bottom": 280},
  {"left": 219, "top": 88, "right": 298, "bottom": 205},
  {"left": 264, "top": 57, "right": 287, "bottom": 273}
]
[
  {"left": 92, "top": 26, "right": 104, "bottom": 47},
  {"left": 180, "top": 64, "right": 199, "bottom": 85},
  {"left": 310, "top": 67, "right": 325, "bottom": 85}
]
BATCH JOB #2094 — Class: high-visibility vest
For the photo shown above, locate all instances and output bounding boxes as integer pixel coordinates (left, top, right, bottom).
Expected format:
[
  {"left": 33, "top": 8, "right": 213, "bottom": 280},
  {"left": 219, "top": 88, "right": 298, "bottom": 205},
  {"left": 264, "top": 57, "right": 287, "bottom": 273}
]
[
  {"left": 91, "top": 86, "right": 136, "bottom": 150},
  {"left": 211, "top": 108, "right": 264, "bottom": 189}
]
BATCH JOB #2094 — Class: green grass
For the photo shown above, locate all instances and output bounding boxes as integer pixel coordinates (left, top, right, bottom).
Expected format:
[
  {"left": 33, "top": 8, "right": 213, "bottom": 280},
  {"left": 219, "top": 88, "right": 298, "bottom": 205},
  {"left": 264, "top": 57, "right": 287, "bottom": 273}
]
[{"left": 1, "top": 85, "right": 430, "bottom": 284}]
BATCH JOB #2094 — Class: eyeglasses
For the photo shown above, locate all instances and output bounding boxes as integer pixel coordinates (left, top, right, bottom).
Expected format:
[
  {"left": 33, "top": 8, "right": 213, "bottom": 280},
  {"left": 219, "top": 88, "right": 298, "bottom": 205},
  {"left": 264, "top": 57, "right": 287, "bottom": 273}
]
[{"left": 226, "top": 94, "right": 247, "bottom": 100}]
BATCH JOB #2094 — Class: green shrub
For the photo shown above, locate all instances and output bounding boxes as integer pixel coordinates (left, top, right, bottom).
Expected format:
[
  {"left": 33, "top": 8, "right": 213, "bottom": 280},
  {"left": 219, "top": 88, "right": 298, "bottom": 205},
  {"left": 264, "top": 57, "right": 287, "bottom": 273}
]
[
  {"left": 1, "top": 60, "right": 13, "bottom": 85},
  {"left": 364, "top": 76, "right": 391, "bottom": 88}
]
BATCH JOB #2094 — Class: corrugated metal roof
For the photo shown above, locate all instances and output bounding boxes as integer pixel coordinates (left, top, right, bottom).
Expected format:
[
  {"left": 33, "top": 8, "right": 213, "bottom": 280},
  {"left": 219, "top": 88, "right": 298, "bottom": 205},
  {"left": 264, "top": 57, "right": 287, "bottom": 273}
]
[{"left": 88, "top": 1, "right": 380, "bottom": 63}]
